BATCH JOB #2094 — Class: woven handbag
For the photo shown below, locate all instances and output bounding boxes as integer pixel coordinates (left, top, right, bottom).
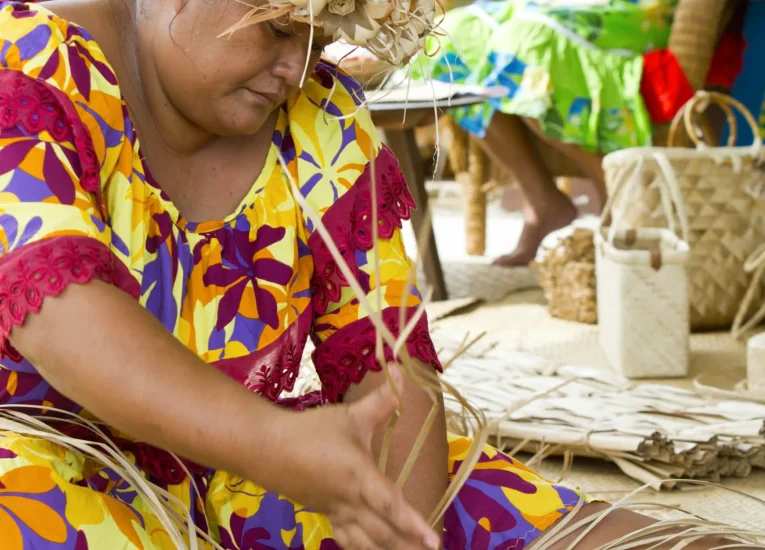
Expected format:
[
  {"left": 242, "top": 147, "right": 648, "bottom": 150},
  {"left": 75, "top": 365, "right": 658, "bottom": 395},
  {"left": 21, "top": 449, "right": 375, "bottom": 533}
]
[
  {"left": 596, "top": 155, "right": 691, "bottom": 379},
  {"left": 602, "top": 91, "right": 765, "bottom": 331}
]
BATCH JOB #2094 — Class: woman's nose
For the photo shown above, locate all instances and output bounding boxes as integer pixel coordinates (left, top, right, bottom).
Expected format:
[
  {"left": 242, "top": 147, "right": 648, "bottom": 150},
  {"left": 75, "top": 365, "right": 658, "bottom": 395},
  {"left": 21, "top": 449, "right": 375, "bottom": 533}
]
[{"left": 271, "top": 38, "right": 315, "bottom": 88}]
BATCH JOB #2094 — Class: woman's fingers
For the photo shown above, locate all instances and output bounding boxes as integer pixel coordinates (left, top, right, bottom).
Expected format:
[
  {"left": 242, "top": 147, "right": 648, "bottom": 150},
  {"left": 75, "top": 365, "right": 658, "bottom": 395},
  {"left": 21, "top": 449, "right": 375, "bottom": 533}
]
[
  {"left": 334, "top": 523, "right": 381, "bottom": 550},
  {"left": 359, "top": 471, "right": 441, "bottom": 550},
  {"left": 334, "top": 509, "right": 438, "bottom": 550}
]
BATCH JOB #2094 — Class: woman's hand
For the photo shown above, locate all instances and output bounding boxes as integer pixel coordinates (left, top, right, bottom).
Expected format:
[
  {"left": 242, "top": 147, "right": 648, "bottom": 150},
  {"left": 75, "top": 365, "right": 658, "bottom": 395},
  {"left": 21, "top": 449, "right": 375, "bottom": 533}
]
[{"left": 279, "top": 366, "right": 441, "bottom": 550}]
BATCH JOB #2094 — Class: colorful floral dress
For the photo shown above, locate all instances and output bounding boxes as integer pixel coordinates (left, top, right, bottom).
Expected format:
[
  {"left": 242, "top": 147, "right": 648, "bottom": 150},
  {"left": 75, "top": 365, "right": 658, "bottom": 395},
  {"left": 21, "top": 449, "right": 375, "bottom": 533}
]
[
  {"left": 0, "top": 2, "right": 586, "bottom": 548},
  {"left": 414, "top": 0, "right": 678, "bottom": 153}
]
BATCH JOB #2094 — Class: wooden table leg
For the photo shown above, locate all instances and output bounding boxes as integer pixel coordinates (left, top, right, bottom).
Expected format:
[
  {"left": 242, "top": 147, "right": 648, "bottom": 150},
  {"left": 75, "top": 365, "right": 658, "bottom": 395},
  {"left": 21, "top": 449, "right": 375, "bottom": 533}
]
[{"left": 382, "top": 128, "right": 448, "bottom": 302}]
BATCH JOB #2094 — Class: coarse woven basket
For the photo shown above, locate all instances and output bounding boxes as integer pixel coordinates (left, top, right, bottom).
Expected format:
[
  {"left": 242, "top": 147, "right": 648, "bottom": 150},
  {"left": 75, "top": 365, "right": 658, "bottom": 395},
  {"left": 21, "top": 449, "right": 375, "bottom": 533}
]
[
  {"left": 602, "top": 91, "right": 765, "bottom": 331},
  {"left": 532, "top": 228, "right": 597, "bottom": 325}
]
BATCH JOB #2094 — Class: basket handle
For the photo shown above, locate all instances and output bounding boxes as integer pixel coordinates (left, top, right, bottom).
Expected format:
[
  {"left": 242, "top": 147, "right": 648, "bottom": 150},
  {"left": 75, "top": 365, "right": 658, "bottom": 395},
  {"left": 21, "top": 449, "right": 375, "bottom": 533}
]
[
  {"left": 598, "top": 156, "right": 642, "bottom": 245},
  {"left": 599, "top": 153, "right": 690, "bottom": 247},
  {"left": 668, "top": 91, "right": 762, "bottom": 158}
]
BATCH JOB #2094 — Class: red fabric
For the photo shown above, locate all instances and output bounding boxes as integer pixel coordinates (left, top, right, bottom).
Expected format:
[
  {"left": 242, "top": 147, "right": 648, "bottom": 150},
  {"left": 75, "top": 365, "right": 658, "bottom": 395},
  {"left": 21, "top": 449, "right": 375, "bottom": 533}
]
[
  {"left": 641, "top": 33, "right": 747, "bottom": 124},
  {"left": 0, "top": 236, "right": 141, "bottom": 360},
  {"left": 640, "top": 49, "right": 695, "bottom": 124},
  {"left": 306, "top": 145, "right": 441, "bottom": 403},
  {"left": 212, "top": 306, "right": 311, "bottom": 400},
  {"left": 705, "top": 32, "right": 747, "bottom": 89},
  {"left": 312, "top": 308, "right": 442, "bottom": 404},
  {"left": 0, "top": 69, "right": 100, "bottom": 195},
  {"left": 308, "top": 146, "right": 416, "bottom": 316}
]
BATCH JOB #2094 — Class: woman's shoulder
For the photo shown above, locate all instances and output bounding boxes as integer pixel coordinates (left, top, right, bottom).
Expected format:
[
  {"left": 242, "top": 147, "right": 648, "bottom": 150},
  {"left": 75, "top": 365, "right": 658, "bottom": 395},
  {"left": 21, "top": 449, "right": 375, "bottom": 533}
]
[
  {"left": 289, "top": 59, "right": 373, "bottom": 130},
  {"left": 285, "top": 59, "right": 385, "bottom": 212},
  {"left": 0, "top": 1, "right": 123, "bottom": 116},
  {"left": 0, "top": 1, "right": 127, "bottom": 187}
]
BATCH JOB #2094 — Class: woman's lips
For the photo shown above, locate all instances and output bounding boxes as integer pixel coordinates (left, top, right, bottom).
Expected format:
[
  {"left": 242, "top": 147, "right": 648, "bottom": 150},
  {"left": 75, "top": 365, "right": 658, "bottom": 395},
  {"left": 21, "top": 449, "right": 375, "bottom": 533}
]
[{"left": 245, "top": 88, "right": 280, "bottom": 107}]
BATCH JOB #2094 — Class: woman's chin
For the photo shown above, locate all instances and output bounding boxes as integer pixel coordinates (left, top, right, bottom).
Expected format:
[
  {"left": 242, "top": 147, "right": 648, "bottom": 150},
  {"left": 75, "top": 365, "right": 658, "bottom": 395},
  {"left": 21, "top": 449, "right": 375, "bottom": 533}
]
[{"left": 212, "top": 109, "right": 273, "bottom": 137}]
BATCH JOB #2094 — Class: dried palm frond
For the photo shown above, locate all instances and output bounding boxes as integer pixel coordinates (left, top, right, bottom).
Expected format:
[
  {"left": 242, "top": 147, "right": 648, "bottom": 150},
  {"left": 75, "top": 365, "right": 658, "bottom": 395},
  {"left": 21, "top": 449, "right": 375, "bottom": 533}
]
[{"left": 0, "top": 405, "right": 226, "bottom": 550}]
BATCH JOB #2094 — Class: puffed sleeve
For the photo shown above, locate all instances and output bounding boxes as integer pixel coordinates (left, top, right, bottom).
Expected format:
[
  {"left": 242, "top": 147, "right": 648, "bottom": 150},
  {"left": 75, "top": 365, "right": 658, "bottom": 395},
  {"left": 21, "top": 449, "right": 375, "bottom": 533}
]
[
  {"left": 308, "top": 146, "right": 442, "bottom": 403},
  {"left": 0, "top": 61, "right": 138, "bottom": 357}
]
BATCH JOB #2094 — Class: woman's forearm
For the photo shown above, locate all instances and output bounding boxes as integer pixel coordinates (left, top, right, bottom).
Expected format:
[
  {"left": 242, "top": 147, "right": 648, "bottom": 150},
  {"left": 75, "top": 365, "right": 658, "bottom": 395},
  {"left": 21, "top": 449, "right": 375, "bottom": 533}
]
[
  {"left": 9, "top": 280, "right": 288, "bottom": 485},
  {"left": 346, "top": 363, "right": 449, "bottom": 535}
]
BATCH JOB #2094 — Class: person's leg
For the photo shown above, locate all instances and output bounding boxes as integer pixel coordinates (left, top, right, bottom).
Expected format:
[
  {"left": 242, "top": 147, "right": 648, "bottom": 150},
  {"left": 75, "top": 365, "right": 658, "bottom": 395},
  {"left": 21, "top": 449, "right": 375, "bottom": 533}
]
[
  {"left": 481, "top": 112, "right": 577, "bottom": 266},
  {"left": 522, "top": 117, "right": 607, "bottom": 209},
  {"left": 539, "top": 502, "right": 753, "bottom": 549}
]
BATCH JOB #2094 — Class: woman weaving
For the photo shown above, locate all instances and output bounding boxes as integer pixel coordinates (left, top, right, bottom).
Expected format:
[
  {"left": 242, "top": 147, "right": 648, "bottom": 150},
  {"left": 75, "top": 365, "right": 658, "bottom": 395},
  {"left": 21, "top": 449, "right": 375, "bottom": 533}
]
[{"left": 0, "top": 0, "right": 752, "bottom": 548}]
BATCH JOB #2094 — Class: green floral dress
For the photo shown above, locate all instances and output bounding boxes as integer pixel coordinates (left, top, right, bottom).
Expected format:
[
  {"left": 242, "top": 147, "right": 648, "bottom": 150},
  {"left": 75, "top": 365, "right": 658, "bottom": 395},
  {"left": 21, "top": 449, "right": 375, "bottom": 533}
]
[{"left": 414, "top": 0, "right": 678, "bottom": 153}]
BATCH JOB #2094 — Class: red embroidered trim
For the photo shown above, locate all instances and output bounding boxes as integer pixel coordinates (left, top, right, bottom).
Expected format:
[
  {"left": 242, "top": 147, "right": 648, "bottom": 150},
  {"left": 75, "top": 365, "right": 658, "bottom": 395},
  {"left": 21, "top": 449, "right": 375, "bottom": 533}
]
[
  {"left": 309, "top": 146, "right": 416, "bottom": 316},
  {"left": 213, "top": 306, "right": 312, "bottom": 401},
  {"left": 0, "top": 236, "right": 141, "bottom": 360},
  {"left": 312, "top": 307, "right": 442, "bottom": 403},
  {"left": 117, "top": 438, "right": 210, "bottom": 486},
  {"left": 275, "top": 390, "right": 324, "bottom": 411},
  {"left": 0, "top": 71, "right": 101, "bottom": 195},
  {"left": 350, "top": 146, "right": 416, "bottom": 251}
]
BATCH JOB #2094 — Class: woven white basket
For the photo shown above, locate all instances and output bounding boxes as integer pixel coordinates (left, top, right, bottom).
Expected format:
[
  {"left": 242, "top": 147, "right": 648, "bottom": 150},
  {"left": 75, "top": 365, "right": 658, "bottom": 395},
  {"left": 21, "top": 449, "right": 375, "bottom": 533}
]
[{"left": 596, "top": 156, "right": 691, "bottom": 379}]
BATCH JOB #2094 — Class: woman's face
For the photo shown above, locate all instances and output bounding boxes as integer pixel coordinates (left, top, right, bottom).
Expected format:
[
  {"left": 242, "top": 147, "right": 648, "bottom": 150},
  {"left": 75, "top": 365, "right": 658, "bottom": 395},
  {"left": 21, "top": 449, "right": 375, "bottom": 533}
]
[{"left": 143, "top": 0, "right": 332, "bottom": 136}]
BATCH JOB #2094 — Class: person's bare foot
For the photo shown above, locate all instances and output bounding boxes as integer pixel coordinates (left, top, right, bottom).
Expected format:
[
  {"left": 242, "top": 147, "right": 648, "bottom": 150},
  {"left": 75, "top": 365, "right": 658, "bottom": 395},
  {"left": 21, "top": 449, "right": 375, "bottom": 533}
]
[{"left": 493, "top": 194, "right": 577, "bottom": 267}]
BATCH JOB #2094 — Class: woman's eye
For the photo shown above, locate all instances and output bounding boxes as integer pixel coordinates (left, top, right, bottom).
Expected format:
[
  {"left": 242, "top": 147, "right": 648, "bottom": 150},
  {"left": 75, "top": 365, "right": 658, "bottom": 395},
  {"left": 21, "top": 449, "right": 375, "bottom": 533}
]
[{"left": 270, "top": 24, "right": 291, "bottom": 38}]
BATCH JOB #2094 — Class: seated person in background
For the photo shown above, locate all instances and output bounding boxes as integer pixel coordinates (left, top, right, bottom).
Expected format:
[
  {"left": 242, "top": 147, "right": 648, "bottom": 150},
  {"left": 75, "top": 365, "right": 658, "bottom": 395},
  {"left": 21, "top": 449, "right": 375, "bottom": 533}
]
[{"left": 415, "top": 0, "right": 677, "bottom": 265}]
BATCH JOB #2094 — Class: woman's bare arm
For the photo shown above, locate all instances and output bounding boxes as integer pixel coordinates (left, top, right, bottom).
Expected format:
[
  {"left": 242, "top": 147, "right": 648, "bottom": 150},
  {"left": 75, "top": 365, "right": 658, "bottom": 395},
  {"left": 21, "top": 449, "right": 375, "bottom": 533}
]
[{"left": 11, "top": 279, "right": 288, "bottom": 481}]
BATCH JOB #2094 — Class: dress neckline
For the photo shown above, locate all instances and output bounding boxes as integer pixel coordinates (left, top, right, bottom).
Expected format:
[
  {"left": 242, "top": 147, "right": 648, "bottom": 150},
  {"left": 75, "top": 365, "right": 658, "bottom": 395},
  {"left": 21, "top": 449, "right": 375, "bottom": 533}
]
[{"left": 135, "top": 107, "right": 287, "bottom": 235}]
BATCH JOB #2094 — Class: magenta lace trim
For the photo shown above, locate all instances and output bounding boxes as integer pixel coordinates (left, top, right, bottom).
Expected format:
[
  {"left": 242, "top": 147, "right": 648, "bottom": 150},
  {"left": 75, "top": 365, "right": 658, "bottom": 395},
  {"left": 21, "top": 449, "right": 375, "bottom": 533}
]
[
  {"left": 0, "top": 71, "right": 101, "bottom": 196},
  {"left": 309, "top": 145, "right": 416, "bottom": 316},
  {"left": 213, "top": 306, "right": 312, "bottom": 401},
  {"left": 312, "top": 307, "right": 442, "bottom": 403},
  {"left": 0, "top": 236, "right": 141, "bottom": 360}
]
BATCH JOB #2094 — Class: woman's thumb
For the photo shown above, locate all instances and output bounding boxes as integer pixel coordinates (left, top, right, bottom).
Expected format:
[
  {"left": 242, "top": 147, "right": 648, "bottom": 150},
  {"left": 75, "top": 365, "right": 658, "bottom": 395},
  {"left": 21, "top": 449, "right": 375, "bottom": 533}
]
[{"left": 351, "top": 364, "right": 404, "bottom": 430}]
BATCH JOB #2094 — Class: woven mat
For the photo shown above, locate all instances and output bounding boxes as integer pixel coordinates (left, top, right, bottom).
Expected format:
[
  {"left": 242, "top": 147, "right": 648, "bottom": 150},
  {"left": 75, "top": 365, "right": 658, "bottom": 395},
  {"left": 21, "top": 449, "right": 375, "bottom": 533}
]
[
  {"left": 431, "top": 291, "right": 764, "bottom": 530},
  {"left": 418, "top": 265, "right": 539, "bottom": 303},
  {"left": 433, "top": 289, "right": 748, "bottom": 390}
]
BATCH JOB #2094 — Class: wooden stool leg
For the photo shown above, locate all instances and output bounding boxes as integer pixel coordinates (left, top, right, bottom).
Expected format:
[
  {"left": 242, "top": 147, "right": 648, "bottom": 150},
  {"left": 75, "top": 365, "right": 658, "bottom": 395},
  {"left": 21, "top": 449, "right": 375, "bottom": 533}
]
[
  {"left": 463, "top": 136, "right": 488, "bottom": 256},
  {"left": 445, "top": 117, "right": 488, "bottom": 256},
  {"left": 445, "top": 116, "right": 468, "bottom": 175}
]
